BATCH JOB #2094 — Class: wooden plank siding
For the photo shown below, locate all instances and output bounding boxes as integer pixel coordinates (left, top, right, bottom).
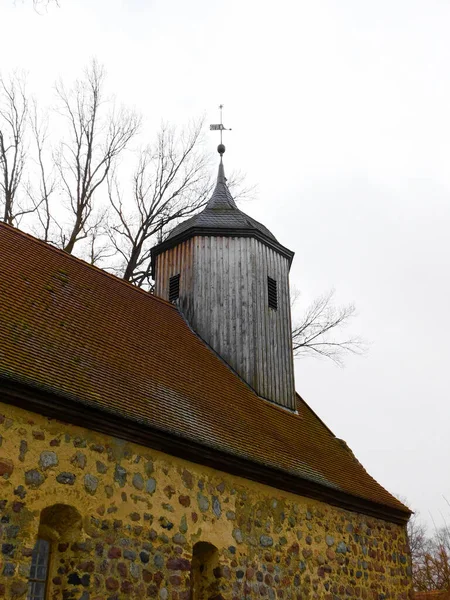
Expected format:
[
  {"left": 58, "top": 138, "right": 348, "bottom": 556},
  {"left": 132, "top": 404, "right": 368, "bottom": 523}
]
[{"left": 154, "top": 236, "right": 296, "bottom": 411}]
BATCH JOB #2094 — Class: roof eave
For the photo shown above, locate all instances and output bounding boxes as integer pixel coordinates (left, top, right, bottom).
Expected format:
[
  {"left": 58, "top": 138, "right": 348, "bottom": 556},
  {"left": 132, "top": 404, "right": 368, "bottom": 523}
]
[
  {"left": 151, "top": 226, "right": 295, "bottom": 276},
  {"left": 0, "top": 377, "right": 411, "bottom": 526}
]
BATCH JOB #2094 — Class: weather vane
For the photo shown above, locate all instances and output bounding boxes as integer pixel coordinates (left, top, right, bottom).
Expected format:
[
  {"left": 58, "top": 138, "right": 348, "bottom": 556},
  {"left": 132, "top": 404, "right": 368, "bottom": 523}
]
[{"left": 210, "top": 104, "right": 232, "bottom": 156}]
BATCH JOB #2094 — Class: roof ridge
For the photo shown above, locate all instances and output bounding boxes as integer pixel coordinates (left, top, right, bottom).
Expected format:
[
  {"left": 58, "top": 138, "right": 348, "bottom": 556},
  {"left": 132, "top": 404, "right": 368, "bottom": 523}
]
[{"left": 0, "top": 222, "right": 177, "bottom": 311}]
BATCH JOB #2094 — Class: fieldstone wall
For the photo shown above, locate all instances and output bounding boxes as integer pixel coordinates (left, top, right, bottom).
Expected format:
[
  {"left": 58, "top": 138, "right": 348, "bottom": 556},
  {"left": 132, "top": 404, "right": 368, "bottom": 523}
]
[{"left": 0, "top": 401, "right": 412, "bottom": 600}]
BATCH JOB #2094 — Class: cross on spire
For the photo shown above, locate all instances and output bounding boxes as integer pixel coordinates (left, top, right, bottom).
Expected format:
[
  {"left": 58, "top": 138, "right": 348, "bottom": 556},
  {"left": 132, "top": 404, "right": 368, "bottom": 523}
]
[{"left": 210, "top": 104, "right": 232, "bottom": 157}]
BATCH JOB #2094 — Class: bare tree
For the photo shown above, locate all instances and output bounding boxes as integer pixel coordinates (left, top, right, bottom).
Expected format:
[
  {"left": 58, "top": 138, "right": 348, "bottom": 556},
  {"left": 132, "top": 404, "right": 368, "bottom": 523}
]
[
  {"left": 432, "top": 528, "right": 450, "bottom": 591},
  {"left": 291, "top": 289, "right": 366, "bottom": 365},
  {"left": 11, "top": 1, "right": 59, "bottom": 11},
  {"left": 32, "top": 0, "right": 60, "bottom": 9},
  {"left": 0, "top": 64, "right": 365, "bottom": 368},
  {"left": 0, "top": 73, "right": 30, "bottom": 225},
  {"left": 408, "top": 512, "right": 428, "bottom": 566},
  {"left": 412, "top": 526, "right": 450, "bottom": 591},
  {"left": 106, "top": 122, "right": 258, "bottom": 289},
  {"left": 404, "top": 499, "right": 450, "bottom": 592},
  {"left": 107, "top": 121, "right": 212, "bottom": 288},
  {"left": 26, "top": 100, "right": 59, "bottom": 242},
  {"left": 54, "top": 60, "right": 140, "bottom": 255}
]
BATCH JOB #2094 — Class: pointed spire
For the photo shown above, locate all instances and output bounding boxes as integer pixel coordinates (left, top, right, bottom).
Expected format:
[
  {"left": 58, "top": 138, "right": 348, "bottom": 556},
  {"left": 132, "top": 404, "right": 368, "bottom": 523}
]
[
  {"left": 162, "top": 142, "right": 280, "bottom": 243},
  {"left": 217, "top": 125, "right": 226, "bottom": 183},
  {"left": 209, "top": 105, "right": 231, "bottom": 195},
  {"left": 217, "top": 160, "right": 226, "bottom": 184},
  {"left": 162, "top": 106, "right": 282, "bottom": 245},
  {"left": 206, "top": 153, "right": 237, "bottom": 210}
]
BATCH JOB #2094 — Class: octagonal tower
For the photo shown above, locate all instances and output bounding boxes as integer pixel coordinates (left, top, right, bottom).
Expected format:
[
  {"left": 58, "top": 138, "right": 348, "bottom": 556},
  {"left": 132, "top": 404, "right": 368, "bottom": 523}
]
[{"left": 151, "top": 151, "right": 296, "bottom": 410}]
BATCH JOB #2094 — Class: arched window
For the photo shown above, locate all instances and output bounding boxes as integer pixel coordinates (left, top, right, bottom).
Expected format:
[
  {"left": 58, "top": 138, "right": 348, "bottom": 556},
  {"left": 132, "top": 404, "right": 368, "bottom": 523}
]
[
  {"left": 38, "top": 504, "right": 82, "bottom": 541},
  {"left": 27, "top": 504, "right": 82, "bottom": 600},
  {"left": 27, "top": 538, "right": 50, "bottom": 600},
  {"left": 191, "top": 541, "right": 219, "bottom": 600}
]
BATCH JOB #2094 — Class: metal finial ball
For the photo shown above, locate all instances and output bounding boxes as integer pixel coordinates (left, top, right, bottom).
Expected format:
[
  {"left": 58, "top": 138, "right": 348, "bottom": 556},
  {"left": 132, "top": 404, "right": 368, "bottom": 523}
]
[{"left": 217, "top": 143, "right": 226, "bottom": 156}]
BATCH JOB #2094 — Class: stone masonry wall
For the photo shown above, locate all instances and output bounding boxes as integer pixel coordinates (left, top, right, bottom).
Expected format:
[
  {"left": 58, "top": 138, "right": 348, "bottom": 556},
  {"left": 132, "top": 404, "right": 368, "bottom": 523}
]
[{"left": 0, "top": 401, "right": 412, "bottom": 600}]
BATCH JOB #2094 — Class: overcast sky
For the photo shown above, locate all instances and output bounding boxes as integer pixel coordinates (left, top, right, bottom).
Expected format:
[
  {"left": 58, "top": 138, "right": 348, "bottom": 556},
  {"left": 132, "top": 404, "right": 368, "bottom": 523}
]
[{"left": 2, "top": 0, "right": 450, "bottom": 531}]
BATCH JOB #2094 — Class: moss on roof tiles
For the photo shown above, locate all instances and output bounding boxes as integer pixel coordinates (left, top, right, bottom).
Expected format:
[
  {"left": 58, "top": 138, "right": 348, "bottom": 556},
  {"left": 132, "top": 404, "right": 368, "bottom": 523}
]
[{"left": 0, "top": 222, "right": 407, "bottom": 515}]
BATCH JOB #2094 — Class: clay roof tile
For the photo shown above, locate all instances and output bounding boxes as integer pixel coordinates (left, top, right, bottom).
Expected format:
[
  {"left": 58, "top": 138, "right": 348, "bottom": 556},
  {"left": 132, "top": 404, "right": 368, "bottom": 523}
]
[{"left": 0, "top": 223, "right": 409, "bottom": 519}]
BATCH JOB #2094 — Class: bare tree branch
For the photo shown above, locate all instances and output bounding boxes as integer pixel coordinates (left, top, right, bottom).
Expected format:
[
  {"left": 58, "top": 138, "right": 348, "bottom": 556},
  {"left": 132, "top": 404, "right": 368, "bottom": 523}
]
[
  {"left": 32, "top": 0, "right": 60, "bottom": 11},
  {"left": 84, "top": 209, "right": 115, "bottom": 266},
  {"left": 11, "top": 1, "right": 60, "bottom": 13},
  {"left": 0, "top": 72, "right": 30, "bottom": 225},
  {"left": 26, "top": 99, "right": 61, "bottom": 242},
  {"left": 395, "top": 496, "right": 450, "bottom": 592},
  {"left": 291, "top": 289, "right": 367, "bottom": 366},
  {"left": 411, "top": 523, "right": 450, "bottom": 591},
  {"left": 107, "top": 119, "right": 212, "bottom": 288},
  {"left": 54, "top": 60, "right": 140, "bottom": 255},
  {"left": 226, "top": 169, "right": 258, "bottom": 203},
  {"left": 1, "top": 66, "right": 363, "bottom": 370}
]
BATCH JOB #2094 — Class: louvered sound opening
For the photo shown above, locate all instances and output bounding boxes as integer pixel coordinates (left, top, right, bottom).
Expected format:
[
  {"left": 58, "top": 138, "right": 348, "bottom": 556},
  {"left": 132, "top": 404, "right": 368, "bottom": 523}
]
[
  {"left": 169, "top": 274, "right": 180, "bottom": 303},
  {"left": 267, "top": 276, "right": 278, "bottom": 310}
]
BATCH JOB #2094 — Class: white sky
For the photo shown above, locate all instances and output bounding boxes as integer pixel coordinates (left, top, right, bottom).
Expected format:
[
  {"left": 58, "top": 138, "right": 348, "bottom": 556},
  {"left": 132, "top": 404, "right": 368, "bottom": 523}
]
[{"left": 2, "top": 0, "right": 450, "bottom": 531}]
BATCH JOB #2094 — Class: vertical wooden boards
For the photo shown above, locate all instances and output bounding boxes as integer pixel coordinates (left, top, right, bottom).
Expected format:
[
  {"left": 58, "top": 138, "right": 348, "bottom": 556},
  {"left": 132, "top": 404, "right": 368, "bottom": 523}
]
[{"left": 155, "top": 235, "right": 295, "bottom": 411}]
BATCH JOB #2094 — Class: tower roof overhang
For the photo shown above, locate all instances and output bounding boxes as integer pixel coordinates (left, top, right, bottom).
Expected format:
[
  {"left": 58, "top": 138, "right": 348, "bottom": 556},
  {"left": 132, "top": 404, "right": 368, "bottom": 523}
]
[
  {"left": 151, "top": 156, "right": 294, "bottom": 278},
  {"left": 151, "top": 225, "right": 295, "bottom": 278}
]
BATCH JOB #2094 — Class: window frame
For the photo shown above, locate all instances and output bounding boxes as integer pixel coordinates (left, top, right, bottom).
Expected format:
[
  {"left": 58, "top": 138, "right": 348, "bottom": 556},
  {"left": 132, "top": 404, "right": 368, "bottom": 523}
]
[{"left": 27, "top": 537, "right": 51, "bottom": 600}]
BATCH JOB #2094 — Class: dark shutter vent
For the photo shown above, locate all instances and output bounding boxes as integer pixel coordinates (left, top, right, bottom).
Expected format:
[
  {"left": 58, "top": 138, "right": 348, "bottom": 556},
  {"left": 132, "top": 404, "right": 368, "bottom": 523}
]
[
  {"left": 267, "top": 277, "right": 278, "bottom": 310},
  {"left": 169, "top": 274, "right": 180, "bottom": 303}
]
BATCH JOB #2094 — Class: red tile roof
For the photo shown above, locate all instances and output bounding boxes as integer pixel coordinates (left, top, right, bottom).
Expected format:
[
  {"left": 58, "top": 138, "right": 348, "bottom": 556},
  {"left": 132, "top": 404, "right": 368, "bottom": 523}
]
[
  {"left": 414, "top": 592, "right": 450, "bottom": 600},
  {"left": 0, "top": 223, "right": 409, "bottom": 518}
]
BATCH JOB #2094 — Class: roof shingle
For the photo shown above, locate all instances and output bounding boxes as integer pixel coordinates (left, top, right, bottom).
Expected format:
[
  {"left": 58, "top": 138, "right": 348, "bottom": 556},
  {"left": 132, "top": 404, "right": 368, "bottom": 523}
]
[
  {"left": 167, "top": 161, "right": 278, "bottom": 242},
  {"left": 0, "top": 223, "right": 408, "bottom": 518}
]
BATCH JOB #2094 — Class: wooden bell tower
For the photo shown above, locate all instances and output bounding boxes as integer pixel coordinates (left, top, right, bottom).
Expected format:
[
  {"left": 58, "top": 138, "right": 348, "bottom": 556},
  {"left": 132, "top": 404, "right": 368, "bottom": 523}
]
[{"left": 151, "top": 145, "right": 296, "bottom": 411}]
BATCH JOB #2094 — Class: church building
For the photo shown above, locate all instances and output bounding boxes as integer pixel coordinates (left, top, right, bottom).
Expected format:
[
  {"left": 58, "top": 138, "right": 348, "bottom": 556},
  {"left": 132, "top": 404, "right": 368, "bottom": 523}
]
[{"left": 0, "top": 145, "right": 412, "bottom": 599}]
